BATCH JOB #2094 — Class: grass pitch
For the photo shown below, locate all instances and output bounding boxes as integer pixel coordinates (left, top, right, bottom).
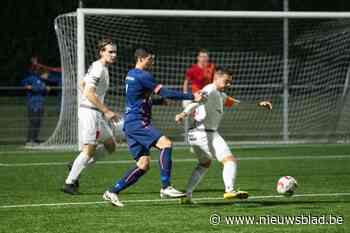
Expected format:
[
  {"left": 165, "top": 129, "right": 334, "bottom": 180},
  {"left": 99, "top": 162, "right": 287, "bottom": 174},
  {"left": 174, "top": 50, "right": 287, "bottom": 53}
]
[{"left": 0, "top": 144, "right": 349, "bottom": 233}]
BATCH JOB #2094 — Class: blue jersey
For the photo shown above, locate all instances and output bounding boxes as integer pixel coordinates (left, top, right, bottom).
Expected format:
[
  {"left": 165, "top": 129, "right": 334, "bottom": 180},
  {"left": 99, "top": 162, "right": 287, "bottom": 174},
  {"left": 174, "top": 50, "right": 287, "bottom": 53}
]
[
  {"left": 124, "top": 68, "right": 159, "bottom": 125},
  {"left": 124, "top": 68, "right": 194, "bottom": 159},
  {"left": 21, "top": 74, "right": 48, "bottom": 111}
]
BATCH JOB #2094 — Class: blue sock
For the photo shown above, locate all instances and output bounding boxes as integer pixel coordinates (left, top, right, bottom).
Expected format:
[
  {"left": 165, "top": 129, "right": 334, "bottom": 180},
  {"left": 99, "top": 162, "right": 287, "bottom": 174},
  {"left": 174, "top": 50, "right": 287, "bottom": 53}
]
[
  {"left": 110, "top": 166, "right": 145, "bottom": 193},
  {"left": 159, "top": 147, "right": 172, "bottom": 189}
]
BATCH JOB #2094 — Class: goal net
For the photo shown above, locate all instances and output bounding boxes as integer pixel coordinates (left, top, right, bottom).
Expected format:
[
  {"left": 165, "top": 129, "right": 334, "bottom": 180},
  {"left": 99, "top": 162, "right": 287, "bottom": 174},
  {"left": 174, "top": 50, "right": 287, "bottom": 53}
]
[{"left": 42, "top": 10, "right": 350, "bottom": 150}]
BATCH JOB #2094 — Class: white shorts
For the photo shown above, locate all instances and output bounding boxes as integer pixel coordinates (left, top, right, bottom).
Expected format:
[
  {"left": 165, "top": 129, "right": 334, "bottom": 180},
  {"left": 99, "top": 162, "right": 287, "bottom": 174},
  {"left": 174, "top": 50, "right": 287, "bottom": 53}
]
[
  {"left": 78, "top": 107, "right": 114, "bottom": 151},
  {"left": 187, "top": 128, "right": 232, "bottom": 162}
]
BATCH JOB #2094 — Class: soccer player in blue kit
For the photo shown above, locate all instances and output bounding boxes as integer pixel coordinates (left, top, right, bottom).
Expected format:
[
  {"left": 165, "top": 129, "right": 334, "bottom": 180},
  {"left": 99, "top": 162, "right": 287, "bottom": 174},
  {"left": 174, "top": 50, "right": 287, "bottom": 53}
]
[{"left": 103, "top": 48, "right": 203, "bottom": 207}]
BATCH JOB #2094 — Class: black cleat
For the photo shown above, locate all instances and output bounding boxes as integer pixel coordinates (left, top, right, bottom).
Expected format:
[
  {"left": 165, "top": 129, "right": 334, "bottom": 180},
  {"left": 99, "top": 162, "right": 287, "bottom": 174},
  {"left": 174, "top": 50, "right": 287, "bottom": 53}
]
[
  {"left": 61, "top": 183, "right": 80, "bottom": 195},
  {"left": 67, "top": 161, "right": 80, "bottom": 188}
]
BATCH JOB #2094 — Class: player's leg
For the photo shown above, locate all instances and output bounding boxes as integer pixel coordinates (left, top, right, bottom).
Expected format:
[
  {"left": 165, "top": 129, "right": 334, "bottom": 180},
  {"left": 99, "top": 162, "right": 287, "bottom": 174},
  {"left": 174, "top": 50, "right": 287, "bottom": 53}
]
[
  {"left": 124, "top": 121, "right": 183, "bottom": 198},
  {"left": 86, "top": 138, "right": 115, "bottom": 165},
  {"left": 32, "top": 108, "right": 42, "bottom": 143},
  {"left": 104, "top": 156, "right": 148, "bottom": 207},
  {"left": 73, "top": 136, "right": 115, "bottom": 179},
  {"left": 27, "top": 107, "right": 35, "bottom": 145},
  {"left": 87, "top": 120, "right": 116, "bottom": 165},
  {"left": 155, "top": 136, "right": 172, "bottom": 189},
  {"left": 212, "top": 132, "right": 248, "bottom": 200},
  {"left": 36, "top": 108, "right": 44, "bottom": 143},
  {"left": 155, "top": 136, "right": 185, "bottom": 198},
  {"left": 181, "top": 151, "right": 211, "bottom": 204},
  {"left": 221, "top": 156, "right": 247, "bottom": 200},
  {"left": 104, "top": 137, "right": 149, "bottom": 207},
  {"left": 110, "top": 155, "right": 149, "bottom": 193},
  {"left": 62, "top": 109, "right": 98, "bottom": 195},
  {"left": 181, "top": 130, "right": 212, "bottom": 204},
  {"left": 63, "top": 144, "right": 96, "bottom": 194}
]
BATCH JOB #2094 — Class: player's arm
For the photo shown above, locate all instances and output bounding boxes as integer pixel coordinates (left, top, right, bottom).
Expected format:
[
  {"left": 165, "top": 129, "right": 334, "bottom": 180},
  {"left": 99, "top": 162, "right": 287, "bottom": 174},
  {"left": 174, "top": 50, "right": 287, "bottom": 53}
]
[
  {"left": 24, "top": 85, "right": 32, "bottom": 91},
  {"left": 224, "top": 96, "right": 241, "bottom": 108},
  {"left": 21, "top": 77, "right": 32, "bottom": 91},
  {"left": 36, "top": 63, "right": 62, "bottom": 73},
  {"left": 31, "top": 56, "right": 62, "bottom": 72},
  {"left": 175, "top": 89, "right": 210, "bottom": 124},
  {"left": 175, "top": 102, "right": 203, "bottom": 124},
  {"left": 84, "top": 63, "right": 119, "bottom": 121},
  {"left": 83, "top": 77, "right": 118, "bottom": 121},
  {"left": 79, "top": 79, "right": 86, "bottom": 93},
  {"left": 23, "top": 83, "right": 32, "bottom": 91},
  {"left": 157, "top": 85, "right": 194, "bottom": 100},
  {"left": 83, "top": 86, "right": 117, "bottom": 120},
  {"left": 224, "top": 92, "right": 271, "bottom": 111},
  {"left": 83, "top": 86, "right": 108, "bottom": 113},
  {"left": 141, "top": 73, "right": 203, "bottom": 101}
]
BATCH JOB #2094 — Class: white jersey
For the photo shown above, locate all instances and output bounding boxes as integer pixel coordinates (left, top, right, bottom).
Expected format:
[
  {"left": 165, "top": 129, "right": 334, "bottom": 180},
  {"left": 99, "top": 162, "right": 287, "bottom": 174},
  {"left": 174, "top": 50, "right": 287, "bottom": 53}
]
[
  {"left": 189, "top": 83, "right": 228, "bottom": 131},
  {"left": 79, "top": 60, "right": 109, "bottom": 107}
]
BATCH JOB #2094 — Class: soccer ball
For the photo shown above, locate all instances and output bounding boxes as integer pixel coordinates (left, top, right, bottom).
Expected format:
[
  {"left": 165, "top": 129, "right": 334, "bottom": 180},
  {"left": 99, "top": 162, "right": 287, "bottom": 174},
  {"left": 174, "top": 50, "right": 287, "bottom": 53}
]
[{"left": 276, "top": 176, "right": 298, "bottom": 196}]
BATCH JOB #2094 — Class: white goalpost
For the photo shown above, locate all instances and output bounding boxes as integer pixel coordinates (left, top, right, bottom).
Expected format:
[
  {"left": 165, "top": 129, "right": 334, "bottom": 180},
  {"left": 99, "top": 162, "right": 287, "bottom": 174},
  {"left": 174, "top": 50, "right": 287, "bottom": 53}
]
[{"left": 40, "top": 9, "right": 350, "bottom": 150}]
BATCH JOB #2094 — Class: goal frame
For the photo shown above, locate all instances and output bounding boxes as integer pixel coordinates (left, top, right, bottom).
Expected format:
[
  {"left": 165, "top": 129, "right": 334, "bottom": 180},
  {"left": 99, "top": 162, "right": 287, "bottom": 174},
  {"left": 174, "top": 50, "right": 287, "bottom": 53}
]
[{"left": 76, "top": 9, "right": 350, "bottom": 144}]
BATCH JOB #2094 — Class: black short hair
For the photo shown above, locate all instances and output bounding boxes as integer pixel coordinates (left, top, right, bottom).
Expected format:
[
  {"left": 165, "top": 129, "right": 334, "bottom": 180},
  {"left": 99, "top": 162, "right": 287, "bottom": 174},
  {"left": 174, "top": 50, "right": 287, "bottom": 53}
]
[
  {"left": 134, "top": 48, "right": 153, "bottom": 61},
  {"left": 196, "top": 48, "right": 208, "bottom": 56},
  {"left": 215, "top": 66, "right": 234, "bottom": 77}
]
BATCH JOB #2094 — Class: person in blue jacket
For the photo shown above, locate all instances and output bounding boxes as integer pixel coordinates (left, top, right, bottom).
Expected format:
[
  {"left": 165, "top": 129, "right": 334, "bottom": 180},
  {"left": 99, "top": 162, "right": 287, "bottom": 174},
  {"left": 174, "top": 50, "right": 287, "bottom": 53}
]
[{"left": 21, "top": 68, "right": 50, "bottom": 145}]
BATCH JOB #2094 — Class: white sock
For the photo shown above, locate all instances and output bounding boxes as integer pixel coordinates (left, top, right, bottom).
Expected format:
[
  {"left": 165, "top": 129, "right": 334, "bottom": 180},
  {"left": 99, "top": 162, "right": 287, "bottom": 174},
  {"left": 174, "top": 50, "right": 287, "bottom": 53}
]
[
  {"left": 87, "top": 144, "right": 106, "bottom": 166},
  {"left": 65, "top": 152, "right": 90, "bottom": 184},
  {"left": 223, "top": 161, "right": 237, "bottom": 193},
  {"left": 186, "top": 164, "right": 208, "bottom": 198}
]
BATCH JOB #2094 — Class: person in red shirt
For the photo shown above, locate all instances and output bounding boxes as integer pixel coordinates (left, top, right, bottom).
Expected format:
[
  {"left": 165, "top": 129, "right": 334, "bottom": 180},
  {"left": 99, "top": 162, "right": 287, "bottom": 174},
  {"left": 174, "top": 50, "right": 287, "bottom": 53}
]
[
  {"left": 183, "top": 48, "right": 215, "bottom": 95},
  {"left": 182, "top": 49, "right": 215, "bottom": 145},
  {"left": 30, "top": 56, "right": 62, "bottom": 73}
]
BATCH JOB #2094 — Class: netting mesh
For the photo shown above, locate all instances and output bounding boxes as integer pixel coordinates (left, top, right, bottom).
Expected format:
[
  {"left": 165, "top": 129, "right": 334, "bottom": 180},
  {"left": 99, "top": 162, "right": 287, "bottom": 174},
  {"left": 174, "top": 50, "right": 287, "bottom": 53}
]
[{"left": 43, "top": 12, "right": 350, "bottom": 149}]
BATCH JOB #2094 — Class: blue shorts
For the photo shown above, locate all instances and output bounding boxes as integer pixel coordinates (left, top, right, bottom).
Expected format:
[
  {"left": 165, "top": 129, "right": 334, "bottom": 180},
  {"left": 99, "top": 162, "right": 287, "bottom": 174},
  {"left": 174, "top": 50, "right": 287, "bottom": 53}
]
[{"left": 124, "top": 121, "right": 162, "bottom": 160}]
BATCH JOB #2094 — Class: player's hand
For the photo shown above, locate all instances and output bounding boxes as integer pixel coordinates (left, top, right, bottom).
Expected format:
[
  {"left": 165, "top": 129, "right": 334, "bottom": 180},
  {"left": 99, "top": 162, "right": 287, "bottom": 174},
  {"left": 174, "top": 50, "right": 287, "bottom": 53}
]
[
  {"left": 193, "top": 91, "right": 206, "bottom": 102},
  {"left": 25, "top": 85, "right": 32, "bottom": 91},
  {"left": 258, "top": 100, "right": 272, "bottom": 110},
  {"left": 105, "top": 110, "right": 119, "bottom": 122},
  {"left": 175, "top": 112, "right": 186, "bottom": 124}
]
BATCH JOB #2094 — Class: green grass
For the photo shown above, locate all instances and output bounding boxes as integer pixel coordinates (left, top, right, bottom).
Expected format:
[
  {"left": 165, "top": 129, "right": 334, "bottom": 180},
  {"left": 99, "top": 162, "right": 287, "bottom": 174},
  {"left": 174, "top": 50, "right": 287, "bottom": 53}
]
[
  {"left": 0, "top": 96, "right": 60, "bottom": 145},
  {"left": 0, "top": 145, "right": 350, "bottom": 233}
]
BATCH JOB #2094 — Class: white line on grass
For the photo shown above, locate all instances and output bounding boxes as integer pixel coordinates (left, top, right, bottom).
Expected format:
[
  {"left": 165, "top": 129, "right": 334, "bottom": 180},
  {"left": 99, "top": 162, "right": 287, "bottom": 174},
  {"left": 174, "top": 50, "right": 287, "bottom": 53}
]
[
  {"left": 0, "top": 192, "right": 349, "bottom": 209},
  {"left": 0, "top": 149, "right": 130, "bottom": 155},
  {"left": 1, "top": 155, "right": 350, "bottom": 167}
]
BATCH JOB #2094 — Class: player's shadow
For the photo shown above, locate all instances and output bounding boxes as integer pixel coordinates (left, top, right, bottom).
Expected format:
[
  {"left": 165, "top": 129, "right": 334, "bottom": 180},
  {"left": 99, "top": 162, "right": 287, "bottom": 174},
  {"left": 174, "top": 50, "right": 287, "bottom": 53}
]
[
  {"left": 115, "top": 199, "right": 350, "bottom": 209},
  {"left": 195, "top": 189, "right": 223, "bottom": 194},
  {"left": 195, "top": 188, "right": 263, "bottom": 193},
  {"left": 197, "top": 199, "right": 350, "bottom": 208},
  {"left": 80, "top": 188, "right": 263, "bottom": 196},
  {"left": 80, "top": 190, "right": 162, "bottom": 196}
]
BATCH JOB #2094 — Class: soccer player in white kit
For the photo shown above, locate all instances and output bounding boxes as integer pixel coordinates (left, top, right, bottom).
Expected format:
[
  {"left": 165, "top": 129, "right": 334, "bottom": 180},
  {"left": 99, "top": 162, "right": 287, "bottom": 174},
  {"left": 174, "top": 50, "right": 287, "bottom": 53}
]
[
  {"left": 175, "top": 66, "right": 272, "bottom": 203},
  {"left": 62, "top": 38, "right": 119, "bottom": 195}
]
